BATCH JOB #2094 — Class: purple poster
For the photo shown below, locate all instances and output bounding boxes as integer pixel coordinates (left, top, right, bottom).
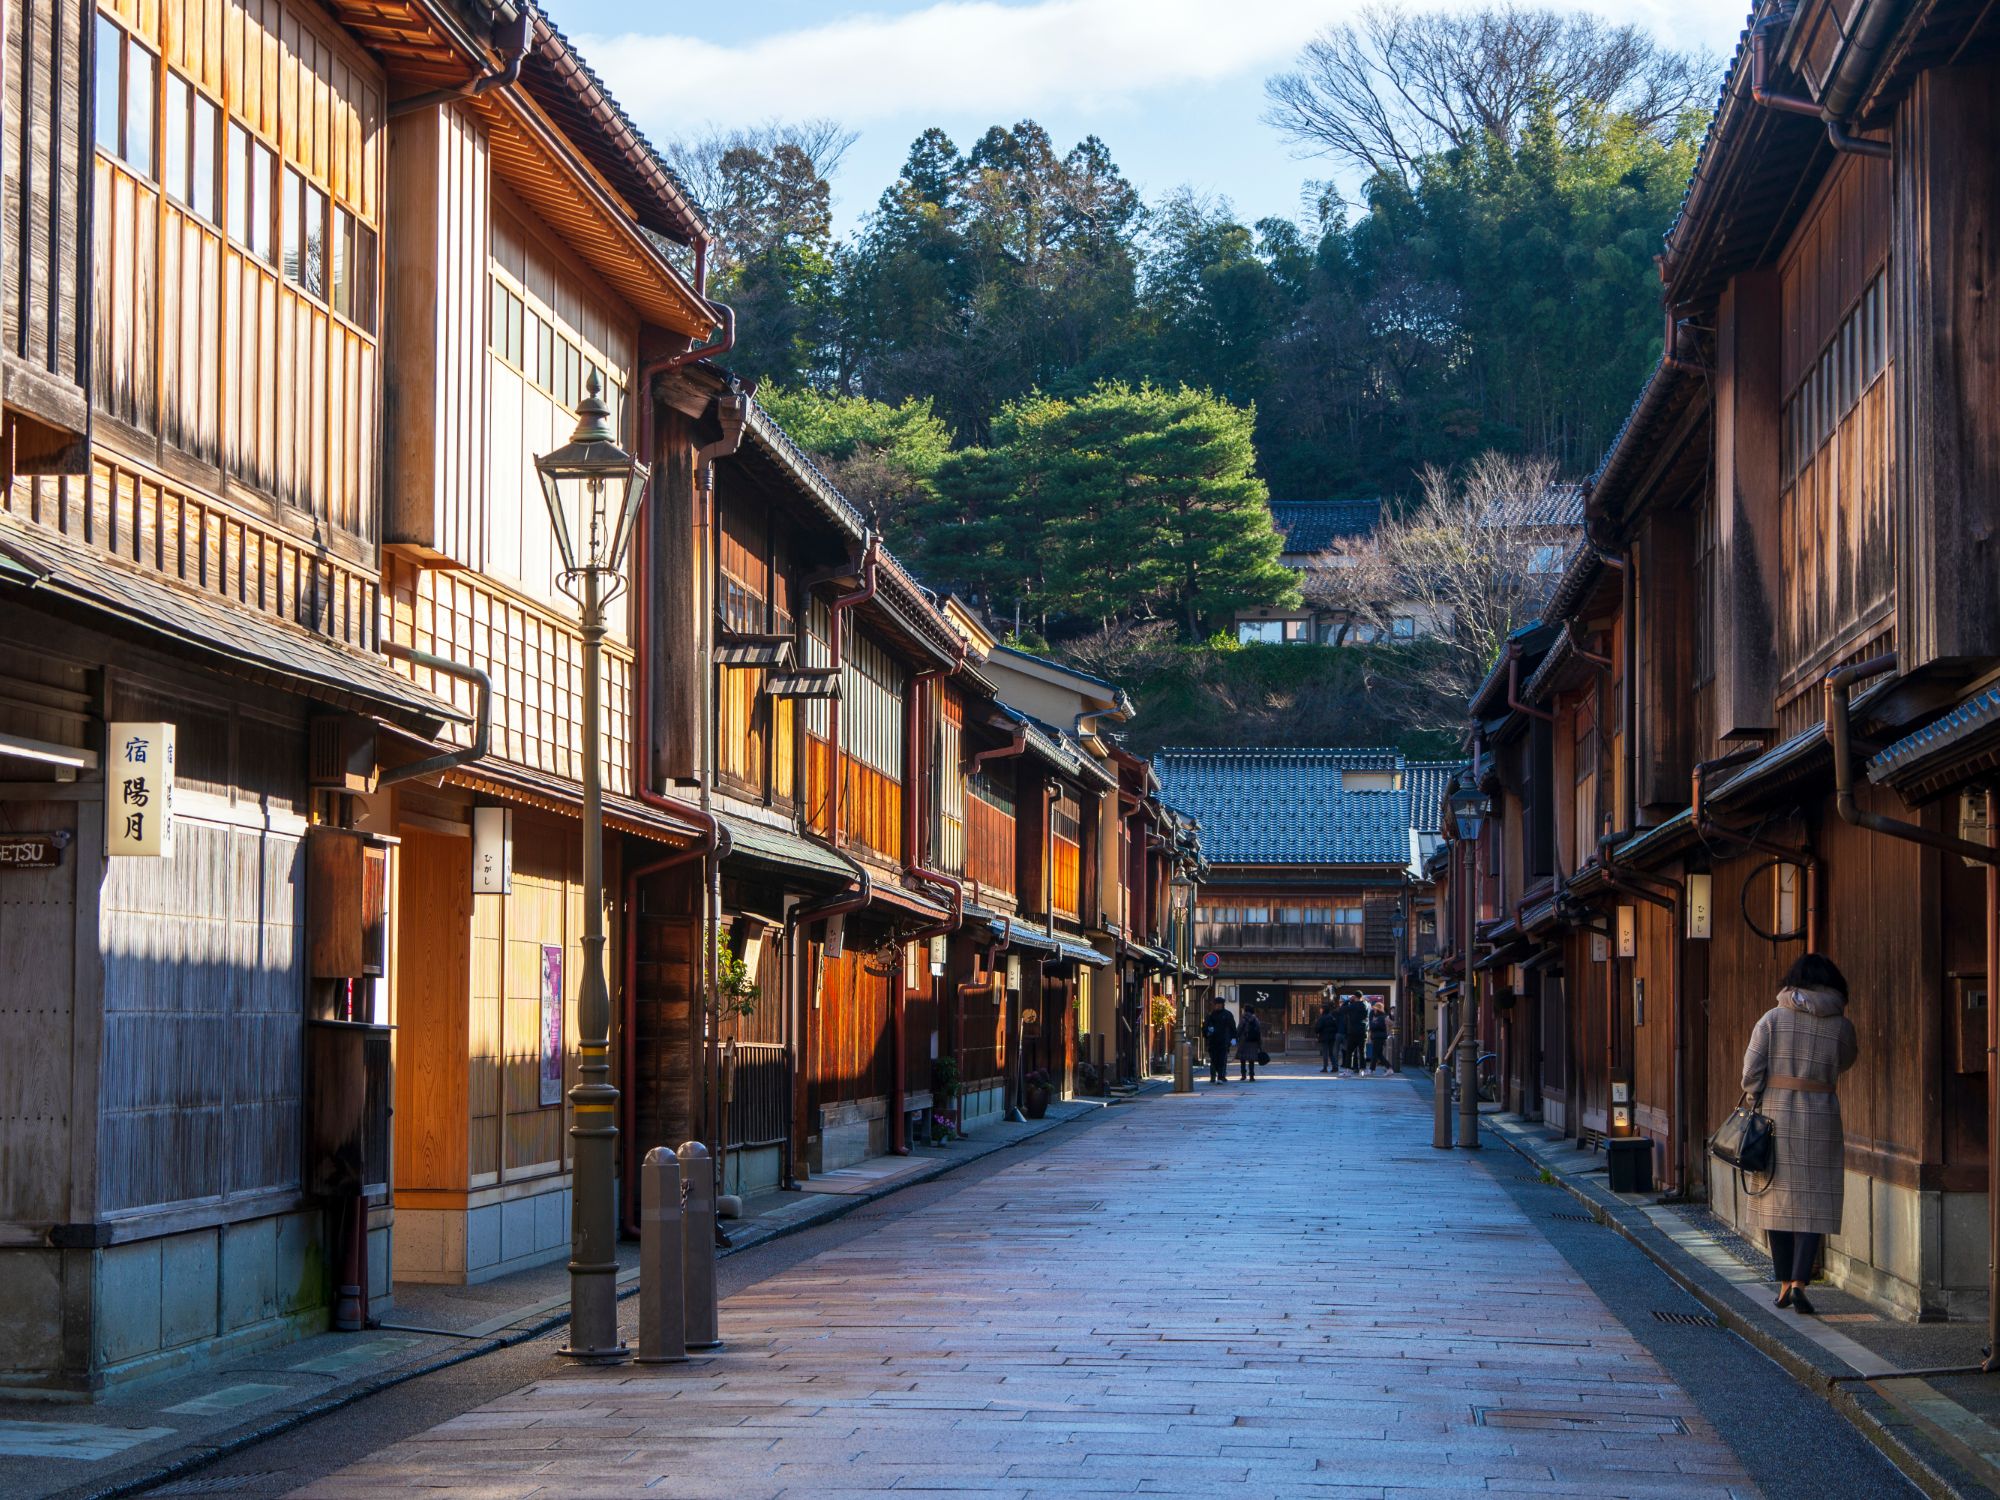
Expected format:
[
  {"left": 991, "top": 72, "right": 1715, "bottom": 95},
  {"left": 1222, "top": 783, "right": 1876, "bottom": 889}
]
[{"left": 540, "top": 944, "right": 565, "bottom": 1106}]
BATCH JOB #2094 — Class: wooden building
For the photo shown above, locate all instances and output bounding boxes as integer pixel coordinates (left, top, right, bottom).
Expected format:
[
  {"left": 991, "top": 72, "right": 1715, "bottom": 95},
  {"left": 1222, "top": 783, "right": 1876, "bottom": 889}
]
[
  {"left": 1445, "top": 0, "right": 2000, "bottom": 1324},
  {"left": 1153, "top": 748, "right": 1434, "bottom": 1054},
  {"left": 0, "top": 0, "right": 723, "bottom": 1390}
]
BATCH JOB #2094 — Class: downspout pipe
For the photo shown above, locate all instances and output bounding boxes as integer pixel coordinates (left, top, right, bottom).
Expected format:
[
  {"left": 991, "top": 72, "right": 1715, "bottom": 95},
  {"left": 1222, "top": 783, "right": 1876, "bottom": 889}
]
[
  {"left": 1749, "top": 14, "right": 1892, "bottom": 158},
  {"left": 828, "top": 537, "right": 882, "bottom": 852},
  {"left": 1507, "top": 643, "right": 1556, "bottom": 723},
  {"left": 969, "top": 725, "right": 1029, "bottom": 776},
  {"left": 1828, "top": 653, "right": 2000, "bottom": 865},
  {"left": 1567, "top": 621, "right": 1614, "bottom": 671},
  {"left": 893, "top": 661, "right": 969, "bottom": 1156},
  {"left": 388, "top": 10, "right": 531, "bottom": 117},
  {"left": 378, "top": 644, "right": 491, "bottom": 786},
  {"left": 619, "top": 350, "right": 740, "bottom": 1232}
]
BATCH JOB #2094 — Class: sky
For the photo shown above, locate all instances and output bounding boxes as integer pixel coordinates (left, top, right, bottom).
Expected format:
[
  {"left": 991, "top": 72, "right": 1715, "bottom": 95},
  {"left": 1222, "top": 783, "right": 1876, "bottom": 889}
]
[{"left": 550, "top": 0, "right": 1756, "bottom": 239}]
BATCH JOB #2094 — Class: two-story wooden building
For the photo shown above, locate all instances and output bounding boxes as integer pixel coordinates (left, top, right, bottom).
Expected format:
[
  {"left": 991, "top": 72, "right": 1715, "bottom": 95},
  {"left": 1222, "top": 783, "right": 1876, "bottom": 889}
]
[
  {"left": 1445, "top": 0, "right": 2000, "bottom": 1325},
  {"left": 0, "top": 0, "right": 726, "bottom": 1391},
  {"left": 1154, "top": 748, "right": 1434, "bottom": 1053}
]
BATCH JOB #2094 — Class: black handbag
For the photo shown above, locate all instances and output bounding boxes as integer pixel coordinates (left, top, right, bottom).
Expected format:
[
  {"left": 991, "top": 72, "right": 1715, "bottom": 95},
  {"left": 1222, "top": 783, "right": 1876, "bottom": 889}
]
[
  {"left": 1711, "top": 1094, "right": 1775, "bottom": 1177},
  {"left": 1257, "top": 1049, "right": 1270, "bottom": 1065}
]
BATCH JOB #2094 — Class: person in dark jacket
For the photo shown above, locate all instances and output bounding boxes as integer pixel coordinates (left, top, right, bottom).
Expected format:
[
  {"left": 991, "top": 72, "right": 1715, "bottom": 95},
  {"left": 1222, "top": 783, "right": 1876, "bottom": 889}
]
[
  {"left": 1314, "top": 1001, "right": 1340, "bottom": 1073},
  {"left": 1238, "top": 1006, "right": 1264, "bottom": 1081},
  {"left": 1341, "top": 995, "right": 1369, "bottom": 1073},
  {"left": 1202, "top": 998, "right": 1237, "bottom": 1085},
  {"left": 1368, "top": 1002, "right": 1390, "bottom": 1075}
]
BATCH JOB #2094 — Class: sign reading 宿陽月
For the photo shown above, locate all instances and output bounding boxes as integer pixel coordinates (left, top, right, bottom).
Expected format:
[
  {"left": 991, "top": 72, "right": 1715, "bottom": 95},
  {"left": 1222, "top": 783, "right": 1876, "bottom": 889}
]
[{"left": 106, "top": 723, "right": 175, "bottom": 858}]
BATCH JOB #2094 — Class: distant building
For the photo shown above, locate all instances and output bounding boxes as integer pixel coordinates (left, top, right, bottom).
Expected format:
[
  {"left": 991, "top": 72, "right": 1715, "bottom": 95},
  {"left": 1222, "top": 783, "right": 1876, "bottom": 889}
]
[
  {"left": 1234, "top": 492, "right": 1582, "bottom": 648},
  {"left": 1153, "top": 747, "right": 1443, "bottom": 1059}
]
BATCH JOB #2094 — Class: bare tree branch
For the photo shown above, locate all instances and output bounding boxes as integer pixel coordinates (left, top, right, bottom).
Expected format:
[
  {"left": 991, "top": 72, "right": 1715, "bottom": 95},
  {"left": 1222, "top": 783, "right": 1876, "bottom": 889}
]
[{"left": 1264, "top": 3, "right": 1718, "bottom": 188}]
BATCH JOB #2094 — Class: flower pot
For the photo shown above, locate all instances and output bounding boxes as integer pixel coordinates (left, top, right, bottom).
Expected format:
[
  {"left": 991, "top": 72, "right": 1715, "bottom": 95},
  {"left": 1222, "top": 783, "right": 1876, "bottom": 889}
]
[{"left": 1023, "top": 1085, "right": 1052, "bottom": 1120}]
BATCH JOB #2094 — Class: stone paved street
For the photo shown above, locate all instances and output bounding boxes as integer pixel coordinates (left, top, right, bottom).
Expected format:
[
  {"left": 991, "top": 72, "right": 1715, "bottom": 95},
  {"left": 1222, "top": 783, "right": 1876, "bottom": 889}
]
[{"left": 286, "top": 1067, "right": 1906, "bottom": 1499}]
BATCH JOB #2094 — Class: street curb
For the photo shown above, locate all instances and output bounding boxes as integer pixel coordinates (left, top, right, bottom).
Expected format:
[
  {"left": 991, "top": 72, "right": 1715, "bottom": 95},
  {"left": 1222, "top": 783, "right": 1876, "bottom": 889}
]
[
  {"left": 58, "top": 1090, "right": 1142, "bottom": 1500},
  {"left": 1486, "top": 1122, "right": 1995, "bottom": 1500}
]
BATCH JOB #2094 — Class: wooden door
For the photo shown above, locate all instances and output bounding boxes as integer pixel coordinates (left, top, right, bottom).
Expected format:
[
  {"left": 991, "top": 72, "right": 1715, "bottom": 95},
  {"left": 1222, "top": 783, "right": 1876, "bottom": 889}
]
[{"left": 393, "top": 827, "right": 473, "bottom": 1194}]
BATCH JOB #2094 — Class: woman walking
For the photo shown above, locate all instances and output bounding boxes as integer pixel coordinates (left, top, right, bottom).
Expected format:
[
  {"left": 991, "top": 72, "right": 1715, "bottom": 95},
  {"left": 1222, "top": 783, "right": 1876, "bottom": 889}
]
[
  {"left": 1238, "top": 1005, "right": 1264, "bottom": 1082},
  {"left": 1368, "top": 1002, "right": 1389, "bottom": 1075},
  {"left": 1739, "top": 954, "right": 1858, "bottom": 1314}
]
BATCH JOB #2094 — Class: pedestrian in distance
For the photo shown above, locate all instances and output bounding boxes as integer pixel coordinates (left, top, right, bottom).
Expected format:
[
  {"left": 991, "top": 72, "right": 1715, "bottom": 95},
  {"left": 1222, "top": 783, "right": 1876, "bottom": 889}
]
[
  {"left": 1330, "top": 993, "right": 1352, "bottom": 1075},
  {"left": 1238, "top": 1005, "right": 1263, "bottom": 1082},
  {"left": 1341, "top": 993, "right": 1369, "bottom": 1074},
  {"left": 1202, "top": 998, "right": 1237, "bottom": 1086},
  {"left": 1315, "top": 1000, "right": 1341, "bottom": 1073},
  {"left": 1740, "top": 953, "right": 1859, "bottom": 1315},
  {"left": 1368, "top": 1002, "right": 1389, "bottom": 1075}
]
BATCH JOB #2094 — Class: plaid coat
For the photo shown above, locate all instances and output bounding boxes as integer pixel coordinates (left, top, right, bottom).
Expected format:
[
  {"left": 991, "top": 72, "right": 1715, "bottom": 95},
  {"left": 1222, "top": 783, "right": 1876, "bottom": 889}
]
[{"left": 1740, "top": 987, "right": 1859, "bottom": 1234}]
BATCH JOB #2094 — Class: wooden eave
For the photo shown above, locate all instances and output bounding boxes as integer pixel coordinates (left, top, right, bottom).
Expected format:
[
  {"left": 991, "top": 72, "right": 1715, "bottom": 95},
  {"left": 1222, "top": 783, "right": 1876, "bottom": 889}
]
[
  {"left": 321, "top": 0, "right": 712, "bottom": 339},
  {"left": 470, "top": 87, "right": 711, "bottom": 339}
]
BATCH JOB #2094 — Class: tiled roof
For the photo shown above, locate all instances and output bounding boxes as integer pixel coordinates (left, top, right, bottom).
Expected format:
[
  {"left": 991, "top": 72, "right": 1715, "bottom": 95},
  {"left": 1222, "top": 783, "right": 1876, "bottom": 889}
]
[
  {"left": 1151, "top": 747, "right": 1423, "bottom": 867},
  {"left": 1406, "top": 762, "right": 1461, "bottom": 836},
  {"left": 1268, "top": 499, "right": 1383, "bottom": 554},
  {"left": 0, "top": 515, "right": 456, "bottom": 732}
]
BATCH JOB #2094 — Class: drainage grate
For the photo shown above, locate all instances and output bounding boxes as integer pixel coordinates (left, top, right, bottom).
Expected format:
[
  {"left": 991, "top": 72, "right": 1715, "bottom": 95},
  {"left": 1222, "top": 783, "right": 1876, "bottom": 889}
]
[
  {"left": 1652, "top": 1309, "right": 1720, "bottom": 1328},
  {"left": 151, "top": 1475, "right": 286, "bottom": 1495},
  {"left": 1475, "top": 1407, "right": 1687, "bottom": 1435},
  {"left": 1550, "top": 1211, "right": 1598, "bottom": 1223}
]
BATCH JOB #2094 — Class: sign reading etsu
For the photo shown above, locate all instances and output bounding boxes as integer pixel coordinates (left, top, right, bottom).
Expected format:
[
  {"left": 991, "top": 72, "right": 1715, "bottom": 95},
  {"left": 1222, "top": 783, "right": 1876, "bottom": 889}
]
[{"left": 106, "top": 723, "right": 175, "bottom": 858}]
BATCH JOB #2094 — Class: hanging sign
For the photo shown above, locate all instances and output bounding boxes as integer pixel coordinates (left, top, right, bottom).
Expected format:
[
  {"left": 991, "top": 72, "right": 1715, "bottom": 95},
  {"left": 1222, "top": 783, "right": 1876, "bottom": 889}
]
[
  {"left": 0, "top": 832, "right": 68, "bottom": 869},
  {"left": 539, "top": 944, "right": 565, "bottom": 1107},
  {"left": 472, "top": 806, "right": 513, "bottom": 894},
  {"left": 1006, "top": 953, "right": 1022, "bottom": 991},
  {"left": 1591, "top": 932, "right": 1608, "bottom": 963},
  {"left": 929, "top": 934, "right": 947, "bottom": 978},
  {"left": 1616, "top": 905, "right": 1637, "bottom": 958},
  {"left": 1686, "top": 873, "right": 1712, "bottom": 940},
  {"left": 106, "top": 723, "right": 175, "bottom": 857}
]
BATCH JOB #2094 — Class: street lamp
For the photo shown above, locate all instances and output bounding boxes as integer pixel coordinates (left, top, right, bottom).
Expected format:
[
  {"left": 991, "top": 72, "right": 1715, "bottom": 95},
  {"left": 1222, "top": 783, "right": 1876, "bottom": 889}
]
[
  {"left": 537, "top": 371, "right": 650, "bottom": 1364},
  {"left": 1449, "top": 783, "right": 1491, "bottom": 1150}
]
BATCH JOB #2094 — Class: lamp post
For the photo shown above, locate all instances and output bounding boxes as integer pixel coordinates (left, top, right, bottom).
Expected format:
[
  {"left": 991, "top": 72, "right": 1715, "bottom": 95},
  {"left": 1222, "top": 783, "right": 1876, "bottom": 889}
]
[
  {"left": 1450, "top": 783, "right": 1492, "bottom": 1150},
  {"left": 537, "top": 371, "right": 651, "bottom": 1364}
]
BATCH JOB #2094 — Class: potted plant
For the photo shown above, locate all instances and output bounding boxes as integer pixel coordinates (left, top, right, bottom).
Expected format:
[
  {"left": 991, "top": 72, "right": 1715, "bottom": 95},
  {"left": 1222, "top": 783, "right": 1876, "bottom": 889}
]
[{"left": 1022, "top": 1068, "right": 1054, "bottom": 1119}]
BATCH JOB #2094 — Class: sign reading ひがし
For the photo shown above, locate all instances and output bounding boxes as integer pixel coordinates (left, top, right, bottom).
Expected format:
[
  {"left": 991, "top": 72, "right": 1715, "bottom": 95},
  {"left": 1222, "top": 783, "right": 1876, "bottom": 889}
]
[{"left": 106, "top": 723, "right": 175, "bottom": 857}]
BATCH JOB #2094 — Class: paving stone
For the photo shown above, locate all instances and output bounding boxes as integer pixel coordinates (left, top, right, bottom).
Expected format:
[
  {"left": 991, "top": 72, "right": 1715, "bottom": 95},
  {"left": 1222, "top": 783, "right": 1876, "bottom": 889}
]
[{"left": 292, "top": 1066, "right": 1758, "bottom": 1498}]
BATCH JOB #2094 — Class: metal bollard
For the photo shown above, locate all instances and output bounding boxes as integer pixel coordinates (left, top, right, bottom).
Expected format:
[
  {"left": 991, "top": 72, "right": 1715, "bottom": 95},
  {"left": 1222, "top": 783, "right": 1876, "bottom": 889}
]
[
  {"left": 1173, "top": 1038, "right": 1193, "bottom": 1094},
  {"left": 636, "top": 1147, "right": 687, "bottom": 1364},
  {"left": 677, "top": 1140, "right": 722, "bottom": 1350},
  {"left": 1432, "top": 1063, "right": 1455, "bottom": 1149}
]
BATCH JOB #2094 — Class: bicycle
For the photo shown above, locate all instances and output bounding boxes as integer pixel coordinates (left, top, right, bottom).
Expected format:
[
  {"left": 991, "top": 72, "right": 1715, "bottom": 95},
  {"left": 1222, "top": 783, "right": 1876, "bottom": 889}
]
[{"left": 1446, "top": 1051, "right": 1501, "bottom": 1105}]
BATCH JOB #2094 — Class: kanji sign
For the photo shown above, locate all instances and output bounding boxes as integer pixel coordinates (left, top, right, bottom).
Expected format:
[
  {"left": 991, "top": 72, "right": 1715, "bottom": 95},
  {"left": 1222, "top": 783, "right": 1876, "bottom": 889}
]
[{"left": 105, "top": 723, "right": 175, "bottom": 857}]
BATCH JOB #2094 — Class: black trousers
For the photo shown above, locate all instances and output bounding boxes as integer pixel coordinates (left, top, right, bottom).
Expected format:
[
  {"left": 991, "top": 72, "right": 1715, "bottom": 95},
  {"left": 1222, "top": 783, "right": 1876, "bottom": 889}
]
[
  {"left": 1238, "top": 1054, "right": 1257, "bottom": 1080},
  {"left": 1207, "top": 1046, "right": 1229, "bottom": 1082},
  {"left": 1318, "top": 1039, "right": 1336, "bottom": 1070},
  {"left": 1767, "top": 1229, "right": 1823, "bottom": 1283}
]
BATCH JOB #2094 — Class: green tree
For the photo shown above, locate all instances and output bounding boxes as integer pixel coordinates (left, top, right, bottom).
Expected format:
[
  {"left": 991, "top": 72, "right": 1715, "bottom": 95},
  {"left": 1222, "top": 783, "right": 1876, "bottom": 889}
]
[{"left": 754, "top": 386, "right": 952, "bottom": 543}]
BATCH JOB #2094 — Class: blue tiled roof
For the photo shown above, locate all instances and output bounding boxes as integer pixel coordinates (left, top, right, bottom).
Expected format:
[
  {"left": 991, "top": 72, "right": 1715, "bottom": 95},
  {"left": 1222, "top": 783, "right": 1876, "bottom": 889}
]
[
  {"left": 1406, "top": 761, "right": 1461, "bottom": 836},
  {"left": 1870, "top": 686, "right": 2000, "bottom": 784},
  {"left": 1151, "top": 747, "right": 1423, "bottom": 867},
  {"left": 1268, "top": 499, "right": 1383, "bottom": 554}
]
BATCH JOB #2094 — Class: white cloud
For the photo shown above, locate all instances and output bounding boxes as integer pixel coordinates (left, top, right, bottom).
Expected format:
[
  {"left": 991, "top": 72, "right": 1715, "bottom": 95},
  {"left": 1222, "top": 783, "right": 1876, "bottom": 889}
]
[{"left": 578, "top": 0, "right": 1340, "bottom": 132}]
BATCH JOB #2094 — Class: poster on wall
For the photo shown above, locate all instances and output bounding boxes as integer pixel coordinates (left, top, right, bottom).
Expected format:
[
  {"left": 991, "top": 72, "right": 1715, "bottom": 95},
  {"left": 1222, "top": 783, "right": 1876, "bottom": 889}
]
[{"left": 539, "top": 944, "right": 565, "bottom": 1107}]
